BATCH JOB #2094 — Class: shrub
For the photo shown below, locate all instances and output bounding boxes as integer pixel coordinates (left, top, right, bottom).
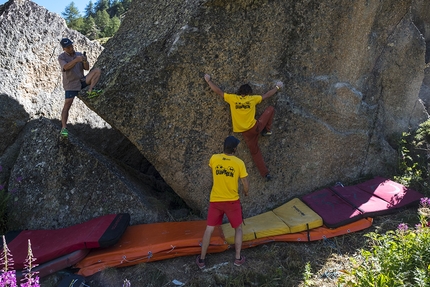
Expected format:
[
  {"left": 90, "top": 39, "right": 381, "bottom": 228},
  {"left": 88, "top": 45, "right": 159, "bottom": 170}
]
[
  {"left": 338, "top": 198, "right": 430, "bottom": 287},
  {"left": 395, "top": 119, "right": 430, "bottom": 195}
]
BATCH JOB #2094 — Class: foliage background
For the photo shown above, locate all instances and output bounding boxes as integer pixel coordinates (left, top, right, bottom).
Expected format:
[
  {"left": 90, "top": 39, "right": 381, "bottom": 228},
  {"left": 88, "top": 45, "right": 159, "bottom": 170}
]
[{"left": 62, "top": 0, "right": 131, "bottom": 39}]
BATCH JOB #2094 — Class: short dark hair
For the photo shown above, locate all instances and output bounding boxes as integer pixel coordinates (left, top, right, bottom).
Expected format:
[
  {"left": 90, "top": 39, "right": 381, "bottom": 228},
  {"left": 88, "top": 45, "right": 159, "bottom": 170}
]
[
  {"left": 224, "top": 136, "right": 240, "bottom": 154},
  {"left": 237, "top": 84, "right": 252, "bottom": 95}
]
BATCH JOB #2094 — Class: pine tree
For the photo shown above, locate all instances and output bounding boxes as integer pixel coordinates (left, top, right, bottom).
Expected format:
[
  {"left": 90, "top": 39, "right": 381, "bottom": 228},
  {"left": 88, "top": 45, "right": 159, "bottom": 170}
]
[
  {"left": 95, "top": 0, "right": 110, "bottom": 12},
  {"left": 62, "top": 2, "right": 83, "bottom": 31},
  {"left": 94, "top": 10, "right": 111, "bottom": 38},
  {"left": 84, "top": 1, "right": 95, "bottom": 18},
  {"left": 105, "top": 16, "right": 121, "bottom": 37},
  {"left": 121, "top": 0, "right": 132, "bottom": 11},
  {"left": 82, "top": 16, "right": 99, "bottom": 40},
  {"left": 60, "top": 0, "right": 131, "bottom": 39}
]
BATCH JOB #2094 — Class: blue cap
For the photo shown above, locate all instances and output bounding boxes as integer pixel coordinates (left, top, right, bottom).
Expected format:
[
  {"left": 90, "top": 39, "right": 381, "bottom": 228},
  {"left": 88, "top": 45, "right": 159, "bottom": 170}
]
[
  {"left": 224, "top": 136, "right": 240, "bottom": 150},
  {"left": 60, "top": 38, "right": 73, "bottom": 48}
]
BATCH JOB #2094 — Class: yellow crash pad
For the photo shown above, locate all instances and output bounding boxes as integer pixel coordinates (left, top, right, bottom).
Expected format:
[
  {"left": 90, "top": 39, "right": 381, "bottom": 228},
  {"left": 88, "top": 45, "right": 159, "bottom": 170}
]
[
  {"left": 272, "top": 198, "right": 323, "bottom": 233},
  {"left": 222, "top": 211, "right": 290, "bottom": 244}
]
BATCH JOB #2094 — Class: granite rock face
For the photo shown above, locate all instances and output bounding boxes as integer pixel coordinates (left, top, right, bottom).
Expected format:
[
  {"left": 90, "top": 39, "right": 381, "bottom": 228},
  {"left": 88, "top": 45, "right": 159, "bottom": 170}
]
[
  {"left": 413, "top": 0, "right": 430, "bottom": 113},
  {"left": 6, "top": 118, "right": 173, "bottom": 230},
  {"left": 0, "top": 0, "right": 187, "bottom": 230},
  {"left": 84, "top": 0, "right": 429, "bottom": 217},
  {"left": 1, "top": 0, "right": 430, "bottom": 227},
  {"left": 0, "top": 0, "right": 105, "bottom": 129}
]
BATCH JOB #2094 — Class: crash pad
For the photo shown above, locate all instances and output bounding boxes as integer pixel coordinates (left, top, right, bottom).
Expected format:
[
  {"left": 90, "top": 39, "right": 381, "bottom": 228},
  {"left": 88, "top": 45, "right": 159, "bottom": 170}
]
[
  {"left": 16, "top": 249, "right": 89, "bottom": 280},
  {"left": 3, "top": 213, "right": 130, "bottom": 271},
  {"left": 222, "top": 211, "right": 291, "bottom": 244},
  {"left": 75, "top": 220, "right": 228, "bottom": 277},
  {"left": 221, "top": 198, "right": 323, "bottom": 244},
  {"left": 355, "top": 176, "right": 423, "bottom": 208},
  {"left": 241, "top": 217, "right": 373, "bottom": 248},
  {"left": 302, "top": 177, "right": 423, "bottom": 228},
  {"left": 272, "top": 198, "right": 323, "bottom": 233}
]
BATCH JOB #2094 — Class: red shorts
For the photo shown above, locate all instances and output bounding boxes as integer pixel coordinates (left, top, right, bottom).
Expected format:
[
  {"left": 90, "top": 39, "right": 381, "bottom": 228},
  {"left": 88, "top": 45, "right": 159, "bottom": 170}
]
[{"left": 207, "top": 200, "right": 243, "bottom": 228}]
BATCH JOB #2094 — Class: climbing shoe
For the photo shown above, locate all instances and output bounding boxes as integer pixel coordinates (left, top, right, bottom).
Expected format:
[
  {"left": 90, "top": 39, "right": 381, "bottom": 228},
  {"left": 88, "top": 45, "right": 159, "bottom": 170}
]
[
  {"left": 196, "top": 255, "right": 206, "bottom": 270},
  {"left": 234, "top": 256, "right": 246, "bottom": 266},
  {"left": 60, "top": 128, "right": 68, "bottom": 137},
  {"left": 261, "top": 129, "right": 272, "bottom": 136},
  {"left": 87, "top": 89, "right": 103, "bottom": 99}
]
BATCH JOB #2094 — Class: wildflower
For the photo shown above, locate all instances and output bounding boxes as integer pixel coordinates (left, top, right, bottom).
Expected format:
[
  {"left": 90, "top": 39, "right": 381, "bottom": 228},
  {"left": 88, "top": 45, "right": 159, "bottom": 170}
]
[
  {"left": 123, "top": 279, "right": 131, "bottom": 287},
  {"left": 420, "top": 197, "right": 430, "bottom": 207},
  {"left": 15, "top": 177, "right": 22, "bottom": 183},
  {"left": 0, "top": 270, "right": 17, "bottom": 287},
  {"left": 20, "top": 240, "right": 40, "bottom": 287},
  {"left": 0, "top": 185, "right": 3, "bottom": 191},
  {"left": 0, "top": 235, "right": 17, "bottom": 287},
  {"left": 397, "top": 223, "right": 408, "bottom": 232}
]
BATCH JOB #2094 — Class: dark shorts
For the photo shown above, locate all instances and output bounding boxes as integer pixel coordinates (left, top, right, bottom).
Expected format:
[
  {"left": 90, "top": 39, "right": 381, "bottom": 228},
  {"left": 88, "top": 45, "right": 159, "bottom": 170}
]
[
  {"left": 64, "top": 79, "right": 88, "bottom": 99},
  {"left": 207, "top": 200, "right": 243, "bottom": 228},
  {"left": 65, "top": 91, "right": 79, "bottom": 99}
]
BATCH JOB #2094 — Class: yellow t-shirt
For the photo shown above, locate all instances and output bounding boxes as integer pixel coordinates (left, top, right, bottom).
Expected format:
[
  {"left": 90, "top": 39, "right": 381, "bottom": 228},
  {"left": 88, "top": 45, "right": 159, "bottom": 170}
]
[
  {"left": 224, "top": 93, "right": 262, "bottom": 132},
  {"left": 209, "top": 153, "right": 248, "bottom": 202}
]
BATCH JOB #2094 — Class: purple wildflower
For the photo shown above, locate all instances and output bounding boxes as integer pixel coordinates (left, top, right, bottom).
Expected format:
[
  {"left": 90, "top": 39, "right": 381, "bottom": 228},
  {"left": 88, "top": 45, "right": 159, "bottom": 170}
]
[
  {"left": 20, "top": 240, "right": 40, "bottom": 287},
  {"left": 420, "top": 197, "right": 430, "bottom": 207},
  {"left": 398, "top": 223, "right": 409, "bottom": 232},
  {"left": 0, "top": 185, "right": 3, "bottom": 191},
  {"left": 15, "top": 176, "right": 22, "bottom": 183},
  {"left": 1, "top": 236, "right": 14, "bottom": 272},
  {"left": 20, "top": 276, "right": 40, "bottom": 287},
  {"left": 0, "top": 270, "right": 17, "bottom": 287},
  {"left": 0, "top": 236, "right": 17, "bottom": 286}
]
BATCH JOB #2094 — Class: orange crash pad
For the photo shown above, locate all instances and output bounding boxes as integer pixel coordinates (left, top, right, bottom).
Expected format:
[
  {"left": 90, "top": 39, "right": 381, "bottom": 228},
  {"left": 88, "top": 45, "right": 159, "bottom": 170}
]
[
  {"left": 241, "top": 217, "right": 373, "bottom": 248},
  {"left": 75, "top": 220, "right": 228, "bottom": 277}
]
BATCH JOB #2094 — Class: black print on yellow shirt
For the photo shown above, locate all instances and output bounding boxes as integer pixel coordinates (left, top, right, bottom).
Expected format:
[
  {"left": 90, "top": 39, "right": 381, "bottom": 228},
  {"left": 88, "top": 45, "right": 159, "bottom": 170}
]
[
  {"left": 235, "top": 101, "right": 251, "bottom": 109},
  {"left": 215, "top": 165, "right": 235, "bottom": 177}
]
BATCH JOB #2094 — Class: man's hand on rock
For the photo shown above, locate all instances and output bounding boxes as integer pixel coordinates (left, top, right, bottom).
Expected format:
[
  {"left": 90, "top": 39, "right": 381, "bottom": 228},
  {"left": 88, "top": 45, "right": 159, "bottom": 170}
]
[{"left": 204, "top": 74, "right": 211, "bottom": 82}]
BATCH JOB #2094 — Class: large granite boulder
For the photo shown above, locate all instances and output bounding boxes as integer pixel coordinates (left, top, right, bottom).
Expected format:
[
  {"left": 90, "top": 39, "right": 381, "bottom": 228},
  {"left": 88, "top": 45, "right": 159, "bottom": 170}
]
[
  {"left": 0, "top": 0, "right": 105, "bottom": 129},
  {"left": 83, "top": 0, "right": 429, "bottom": 217},
  {"left": 6, "top": 118, "right": 175, "bottom": 230}
]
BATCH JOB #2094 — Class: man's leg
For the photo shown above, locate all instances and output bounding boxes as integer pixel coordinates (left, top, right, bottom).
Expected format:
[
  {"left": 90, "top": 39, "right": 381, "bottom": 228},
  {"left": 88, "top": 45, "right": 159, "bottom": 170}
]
[
  {"left": 85, "top": 68, "right": 101, "bottom": 92},
  {"left": 234, "top": 224, "right": 243, "bottom": 260},
  {"left": 200, "top": 225, "right": 215, "bottom": 260},
  {"left": 242, "top": 125, "right": 269, "bottom": 177},
  {"left": 61, "top": 98, "right": 74, "bottom": 129},
  {"left": 257, "top": 106, "right": 275, "bottom": 133},
  {"left": 226, "top": 201, "right": 245, "bottom": 265}
]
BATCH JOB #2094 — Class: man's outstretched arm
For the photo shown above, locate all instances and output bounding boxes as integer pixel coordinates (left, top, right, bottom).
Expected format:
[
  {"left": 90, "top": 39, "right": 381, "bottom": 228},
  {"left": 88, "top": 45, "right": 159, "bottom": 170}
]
[
  {"left": 262, "top": 81, "right": 284, "bottom": 100},
  {"left": 204, "top": 74, "right": 224, "bottom": 98}
]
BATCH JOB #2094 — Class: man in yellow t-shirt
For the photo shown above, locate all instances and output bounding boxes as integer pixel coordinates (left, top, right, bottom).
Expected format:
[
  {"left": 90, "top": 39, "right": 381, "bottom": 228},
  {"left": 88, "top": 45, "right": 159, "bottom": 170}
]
[
  {"left": 204, "top": 74, "right": 284, "bottom": 181},
  {"left": 196, "top": 136, "right": 249, "bottom": 269}
]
